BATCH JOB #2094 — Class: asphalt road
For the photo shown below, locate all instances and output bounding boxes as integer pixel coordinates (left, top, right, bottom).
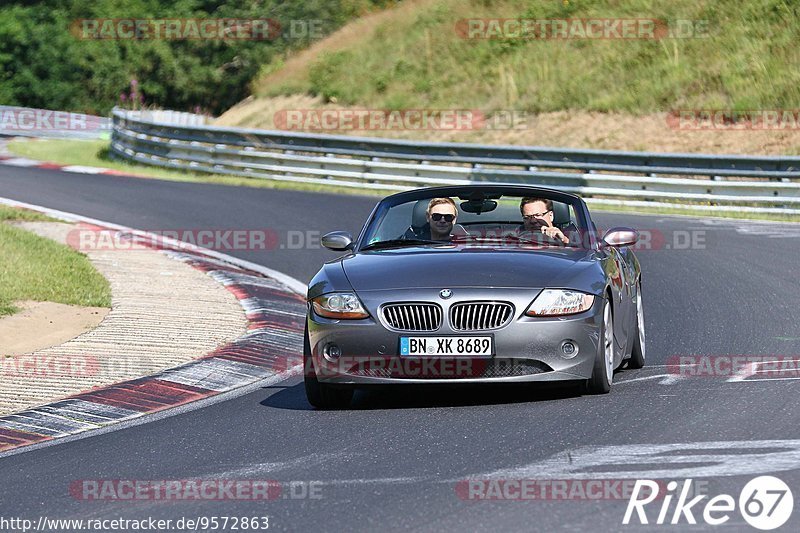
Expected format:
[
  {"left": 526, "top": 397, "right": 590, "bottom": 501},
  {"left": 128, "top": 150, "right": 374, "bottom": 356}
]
[{"left": 1, "top": 164, "right": 800, "bottom": 532}]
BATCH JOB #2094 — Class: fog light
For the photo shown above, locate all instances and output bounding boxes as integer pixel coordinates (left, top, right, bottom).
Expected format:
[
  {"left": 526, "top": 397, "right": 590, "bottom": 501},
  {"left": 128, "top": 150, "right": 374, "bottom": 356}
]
[
  {"left": 561, "top": 341, "right": 578, "bottom": 358},
  {"left": 323, "top": 343, "right": 342, "bottom": 363}
]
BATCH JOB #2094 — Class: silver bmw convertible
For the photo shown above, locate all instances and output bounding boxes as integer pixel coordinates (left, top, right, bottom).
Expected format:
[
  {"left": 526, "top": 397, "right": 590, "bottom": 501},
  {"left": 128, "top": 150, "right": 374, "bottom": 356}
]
[{"left": 304, "top": 185, "right": 645, "bottom": 408}]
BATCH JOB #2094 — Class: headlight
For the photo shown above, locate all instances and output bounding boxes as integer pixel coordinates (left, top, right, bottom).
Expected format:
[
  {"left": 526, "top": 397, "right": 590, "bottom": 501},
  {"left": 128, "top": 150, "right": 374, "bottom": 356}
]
[
  {"left": 525, "top": 289, "right": 595, "bottom": 317},
  {"left": 311, "top": 292, "right": 369, "bottom": 319}
]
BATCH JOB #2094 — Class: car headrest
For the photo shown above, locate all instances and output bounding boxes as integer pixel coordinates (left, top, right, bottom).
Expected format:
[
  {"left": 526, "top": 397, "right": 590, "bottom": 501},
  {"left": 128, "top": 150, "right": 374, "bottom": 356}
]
[
  {"left": 552, "top": 201, "right": 570, "bottom": 226},
  {"left": 452, "top": 223, "right": 469, "bottom": 237},
  {"left": 411, "top": 199, "right": 429, "bottom": 228}
]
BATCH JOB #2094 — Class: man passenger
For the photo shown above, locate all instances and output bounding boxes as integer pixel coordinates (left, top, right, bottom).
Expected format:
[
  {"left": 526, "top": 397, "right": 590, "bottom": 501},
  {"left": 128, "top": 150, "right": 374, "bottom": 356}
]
[
  {"left": 403, "top": 197, "right": 460, "bottom": 241},
  {"left": 519, "top": 197, "right": 569, "bottom": 244}
]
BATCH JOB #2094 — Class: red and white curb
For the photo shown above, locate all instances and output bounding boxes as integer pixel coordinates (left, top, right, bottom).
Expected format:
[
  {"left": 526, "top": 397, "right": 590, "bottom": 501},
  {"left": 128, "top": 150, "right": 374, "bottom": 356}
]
[
  {"left": 0, "top": 154, "right": 147, "bottom": 178},
  {"left": 0, "top": 198, "right": 307, "bottom": 454}
]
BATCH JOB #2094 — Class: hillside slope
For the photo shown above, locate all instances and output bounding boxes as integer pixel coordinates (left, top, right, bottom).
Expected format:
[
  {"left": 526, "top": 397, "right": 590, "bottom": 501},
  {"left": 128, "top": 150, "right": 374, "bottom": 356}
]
[{"left": 217, "top": 0, "right": 800, "bottom": 154}]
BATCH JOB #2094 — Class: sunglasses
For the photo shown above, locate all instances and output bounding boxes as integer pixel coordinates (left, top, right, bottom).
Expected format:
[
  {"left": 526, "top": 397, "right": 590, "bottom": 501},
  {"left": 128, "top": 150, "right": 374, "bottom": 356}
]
[
  {"left": 430, "top": 213, "right": 455, "bottom": 222},
  {"left": 523, "top": 211, "right": 551, "bottom": 219}
]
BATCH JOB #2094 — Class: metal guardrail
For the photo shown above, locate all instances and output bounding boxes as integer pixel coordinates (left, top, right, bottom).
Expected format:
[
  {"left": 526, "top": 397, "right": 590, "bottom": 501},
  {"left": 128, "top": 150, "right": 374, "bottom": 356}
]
[{"left": 110, "top": 107, "right": 800, "bottom": 215}]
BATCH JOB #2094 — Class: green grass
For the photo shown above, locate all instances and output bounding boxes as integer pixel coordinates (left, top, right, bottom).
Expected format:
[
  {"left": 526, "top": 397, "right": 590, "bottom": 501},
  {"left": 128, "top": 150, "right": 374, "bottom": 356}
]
[
  {"left": 0, "top": 210, "right": 112, "bottom": 316},
  {"left": 6, "top": 139, "right": 394, "bottom": 198},
  {"left": 256, "top": 0, "right": 800, "bottom": 114},
  {"left": 0, "top": 205, "right": 56, "bottom": 223},
  {"left": 7, "top": 139, "right": 800, "bottom": 222}
]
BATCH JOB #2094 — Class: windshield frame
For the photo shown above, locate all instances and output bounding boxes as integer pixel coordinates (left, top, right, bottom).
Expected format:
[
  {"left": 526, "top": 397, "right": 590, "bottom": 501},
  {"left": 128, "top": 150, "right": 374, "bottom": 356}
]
[{"left": 354, "top": 185, "right": 598, "bottom": 252}]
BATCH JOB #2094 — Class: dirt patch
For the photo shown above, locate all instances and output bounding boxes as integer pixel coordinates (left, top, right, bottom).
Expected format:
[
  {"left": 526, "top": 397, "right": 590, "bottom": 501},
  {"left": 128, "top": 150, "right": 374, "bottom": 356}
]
[{"left": 0, "top": 301, "right": 108, "bottom": 357}]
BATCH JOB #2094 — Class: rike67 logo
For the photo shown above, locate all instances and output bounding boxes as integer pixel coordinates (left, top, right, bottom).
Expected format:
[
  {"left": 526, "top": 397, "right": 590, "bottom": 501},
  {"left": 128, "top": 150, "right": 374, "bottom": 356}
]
[
  {"left": 493, "top": 439, "right": 798, "bottom": 531},
  {"left": 624, "top": 476, "right": 793, "bottom": 530}
]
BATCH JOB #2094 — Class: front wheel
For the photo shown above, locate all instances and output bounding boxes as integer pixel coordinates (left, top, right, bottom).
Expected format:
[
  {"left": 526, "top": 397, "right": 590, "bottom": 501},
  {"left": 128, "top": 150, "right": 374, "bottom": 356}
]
[
  {"left": 627, "top": 281, "right": 646, "bottom": 369},
  {"left": 586, "top": 299, "right": 614, "bottom": 394},
  {"left": 304, "top": 374, "right": 354, "bottom": 410},
  {"left": 303, "top": 325, "right": 353, "bottom": 409}
]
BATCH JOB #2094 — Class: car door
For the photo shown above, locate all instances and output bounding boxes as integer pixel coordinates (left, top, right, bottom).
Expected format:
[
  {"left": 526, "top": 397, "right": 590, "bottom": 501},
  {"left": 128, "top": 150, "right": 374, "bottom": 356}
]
[{"left": 603, "top": 246, "right": 631, "bottom": 362}]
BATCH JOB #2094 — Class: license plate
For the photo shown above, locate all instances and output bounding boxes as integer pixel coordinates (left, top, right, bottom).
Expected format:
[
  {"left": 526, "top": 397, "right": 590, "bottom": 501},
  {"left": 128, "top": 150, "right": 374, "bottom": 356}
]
[{"left": 399, "top": 336, "right": 493, "bottom": 356}]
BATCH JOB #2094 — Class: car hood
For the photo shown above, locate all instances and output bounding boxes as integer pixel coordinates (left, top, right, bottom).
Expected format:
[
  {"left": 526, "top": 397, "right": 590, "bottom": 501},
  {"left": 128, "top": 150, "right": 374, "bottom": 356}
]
[{"left": 341, "top": 246, "right": 602, "bottom": 291}]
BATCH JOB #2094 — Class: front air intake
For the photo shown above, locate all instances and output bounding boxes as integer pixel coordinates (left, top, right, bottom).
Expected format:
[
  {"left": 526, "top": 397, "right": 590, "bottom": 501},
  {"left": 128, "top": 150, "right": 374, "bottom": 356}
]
[
  {"left": 382, "top": 303, "right": 442, "bottom": 331},
  {"left": 449, "top": 301, "right": 514, "bottom": 331}
]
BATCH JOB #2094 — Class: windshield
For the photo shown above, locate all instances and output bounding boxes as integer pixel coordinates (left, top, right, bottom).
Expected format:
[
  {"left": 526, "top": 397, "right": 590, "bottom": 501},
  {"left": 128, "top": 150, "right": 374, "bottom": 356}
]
[{"left": 359, "top": 190, "right": 590, "bottom": 250}]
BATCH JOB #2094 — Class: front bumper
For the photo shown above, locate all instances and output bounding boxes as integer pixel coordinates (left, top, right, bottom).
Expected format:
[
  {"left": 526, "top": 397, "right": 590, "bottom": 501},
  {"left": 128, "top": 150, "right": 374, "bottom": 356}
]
[{"left": 308, "top": 288, "right": 603, "bottom": 385}]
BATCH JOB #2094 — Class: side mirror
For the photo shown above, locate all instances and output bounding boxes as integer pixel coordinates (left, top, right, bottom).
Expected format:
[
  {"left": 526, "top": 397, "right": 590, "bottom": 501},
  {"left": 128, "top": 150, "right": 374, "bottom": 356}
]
[
  {"left": 602, "top": 227, "right": 639, "bottom": 247},
  {"left": 321, "top": 231, "right": 354, "bottom": 251}
]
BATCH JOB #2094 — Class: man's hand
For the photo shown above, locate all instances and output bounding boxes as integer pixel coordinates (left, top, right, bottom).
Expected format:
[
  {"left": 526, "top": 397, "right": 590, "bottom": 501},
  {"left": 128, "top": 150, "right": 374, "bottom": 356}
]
[{"left": 541, "top": 221, "right": 569, "bottom": 244}]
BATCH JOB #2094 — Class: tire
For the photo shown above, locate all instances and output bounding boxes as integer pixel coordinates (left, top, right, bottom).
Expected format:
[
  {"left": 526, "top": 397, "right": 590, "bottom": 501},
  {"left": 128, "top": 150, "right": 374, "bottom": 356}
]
[
  {"left": 303, "top": 325, "right": 353, "bottom": 409},
  {"left": 627, "top": 281, "right": 646, "bottom": 370},
  {"left": 586, "top": 298, "right": 614, "bottom": 394}
]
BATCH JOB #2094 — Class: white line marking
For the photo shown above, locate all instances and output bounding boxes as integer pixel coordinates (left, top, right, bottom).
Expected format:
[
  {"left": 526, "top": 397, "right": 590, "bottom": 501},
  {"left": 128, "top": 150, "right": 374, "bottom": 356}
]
[
  {"left": 1, "top": 157, "right": 41, "bottom": 167},
  {"left": 61, "top": 165, "right": 109, "bottom": 174},
  {"left": 727, "top": 361, "right": 759, "bottom": 382},
  {"left": 616, "top": 373, "right": 684, "bottom": 385},
  {"left": 728, "top": 358, "right": 800, "bottom": 382},
  {"left": 316, "top": 476, "right": 430, "bottom": 487},
  {"left": 210, "top": 452, "right": 357, "bottom": 478},
  {"left": 630, "top": 363, "right": 700, "bottom": 368},
  {"left": 478, "top": 439, "right": 800, "bottom": 480},
  {"left": 728, "top": 377, "right": 800, "bottom": 382}
]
